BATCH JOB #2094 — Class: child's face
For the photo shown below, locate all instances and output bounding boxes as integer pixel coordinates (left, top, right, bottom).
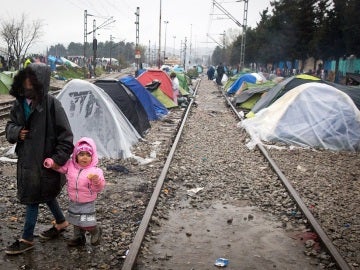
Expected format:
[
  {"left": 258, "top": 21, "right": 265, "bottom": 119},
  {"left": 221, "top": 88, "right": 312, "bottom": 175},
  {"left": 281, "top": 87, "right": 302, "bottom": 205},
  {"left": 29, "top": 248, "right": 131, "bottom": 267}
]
[{"left": 76, "top": 151, "right": 92, "bottom": 167}]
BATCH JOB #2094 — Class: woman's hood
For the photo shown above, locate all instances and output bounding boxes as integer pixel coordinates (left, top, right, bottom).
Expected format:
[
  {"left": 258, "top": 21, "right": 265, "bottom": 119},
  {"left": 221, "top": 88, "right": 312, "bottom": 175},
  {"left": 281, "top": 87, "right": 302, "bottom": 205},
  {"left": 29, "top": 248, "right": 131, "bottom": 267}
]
[
  {"left": 72, "top": 137, "right": 99, "bottom": 169},
  {"left": 9, "top": 63, "right": 51, "bottom": 99},
  {"left": 28, "top": 63, "right": 51, "bottom": 96}
]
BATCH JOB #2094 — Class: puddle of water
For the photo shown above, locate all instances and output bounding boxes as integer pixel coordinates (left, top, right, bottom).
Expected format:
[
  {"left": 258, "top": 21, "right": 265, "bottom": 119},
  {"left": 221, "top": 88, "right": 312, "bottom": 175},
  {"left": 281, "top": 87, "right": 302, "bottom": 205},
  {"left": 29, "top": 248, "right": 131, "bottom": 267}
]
[{"left": 139, "top": 201, "right": 319, "bottom": 269}]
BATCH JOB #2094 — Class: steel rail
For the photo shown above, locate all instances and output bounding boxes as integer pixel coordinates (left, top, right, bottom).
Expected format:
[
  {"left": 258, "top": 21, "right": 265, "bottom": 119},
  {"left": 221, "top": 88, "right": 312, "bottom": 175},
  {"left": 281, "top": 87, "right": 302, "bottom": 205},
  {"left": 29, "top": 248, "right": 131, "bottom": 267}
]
[
  {"left": 0, "top": 105, "right": 12, "bottom": 113},
  {"left": 0, "top": 101, "right": 14, "bottom": 107},
  {"left": 122, "top": 79, "right": 201, "bottom": 270},
  {"left": 0, "top": 112, "right": 10, "bottom": 120},
  {"left": 221, "top": 88, "right": 351, "bottom": 270}
]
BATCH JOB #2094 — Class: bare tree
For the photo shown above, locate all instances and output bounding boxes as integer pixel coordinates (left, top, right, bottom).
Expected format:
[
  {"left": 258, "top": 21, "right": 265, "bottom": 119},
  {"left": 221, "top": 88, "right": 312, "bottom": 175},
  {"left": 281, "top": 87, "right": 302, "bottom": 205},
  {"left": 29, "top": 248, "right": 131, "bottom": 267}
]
[{"left": 0, "top": 14, "right": 43, "bottom": 69}]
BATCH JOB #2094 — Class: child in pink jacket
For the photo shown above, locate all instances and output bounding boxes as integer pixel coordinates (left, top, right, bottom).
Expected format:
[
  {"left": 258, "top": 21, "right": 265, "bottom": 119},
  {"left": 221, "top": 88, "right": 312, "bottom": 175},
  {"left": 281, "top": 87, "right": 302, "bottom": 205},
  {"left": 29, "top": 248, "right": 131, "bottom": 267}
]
[{"left": 44, "top": 137, "right": 105, "bottom": 246}]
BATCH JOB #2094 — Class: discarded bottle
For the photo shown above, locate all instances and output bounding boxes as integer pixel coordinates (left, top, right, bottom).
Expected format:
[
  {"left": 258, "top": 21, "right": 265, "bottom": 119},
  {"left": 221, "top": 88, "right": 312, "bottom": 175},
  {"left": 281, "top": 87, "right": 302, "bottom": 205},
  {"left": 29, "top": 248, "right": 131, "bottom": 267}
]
[{"left": 214, "top": 258, "right": 229, "bottom": 267}]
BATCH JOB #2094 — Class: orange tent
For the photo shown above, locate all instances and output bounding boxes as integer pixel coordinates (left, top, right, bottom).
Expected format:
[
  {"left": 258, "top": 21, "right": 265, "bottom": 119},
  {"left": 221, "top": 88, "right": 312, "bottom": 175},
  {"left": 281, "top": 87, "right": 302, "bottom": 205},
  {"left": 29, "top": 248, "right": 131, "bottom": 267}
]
[{"left": 137, "top": 69, "right": 175, "bottom": 102}]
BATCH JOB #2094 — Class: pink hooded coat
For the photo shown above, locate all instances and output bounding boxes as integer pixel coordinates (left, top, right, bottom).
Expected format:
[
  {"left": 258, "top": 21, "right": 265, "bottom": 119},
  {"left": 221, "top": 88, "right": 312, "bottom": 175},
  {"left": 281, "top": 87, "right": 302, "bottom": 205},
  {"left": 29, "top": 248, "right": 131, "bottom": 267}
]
[{"left": 57, "top": 137, "right": 105, "bottom": 203}]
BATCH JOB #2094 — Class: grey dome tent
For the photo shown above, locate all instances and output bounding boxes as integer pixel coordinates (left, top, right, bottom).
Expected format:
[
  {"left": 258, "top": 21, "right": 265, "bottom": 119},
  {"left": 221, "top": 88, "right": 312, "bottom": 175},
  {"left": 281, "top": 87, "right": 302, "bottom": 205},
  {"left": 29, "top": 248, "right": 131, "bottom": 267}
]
[
  {"left": 57, "top": 79, "right": 141, "bottom": 158},
  {"left": 242, "top": 82, "right": 360, "bottom": 151},
  {"left": 94, "top": 79, "right": 151, "bottom": 136}
]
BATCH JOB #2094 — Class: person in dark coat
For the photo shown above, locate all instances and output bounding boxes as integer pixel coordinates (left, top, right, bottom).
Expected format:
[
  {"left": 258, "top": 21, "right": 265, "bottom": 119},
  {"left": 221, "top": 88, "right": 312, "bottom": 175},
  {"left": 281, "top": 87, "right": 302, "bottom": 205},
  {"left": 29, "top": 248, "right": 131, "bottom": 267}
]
[
  {"left": 5, "top": 63, "right": 74, "bottom": 255},
  {"left": 207, "top": 66, "right": 215, "bottom": 80},
  {"left": 216, "top": 63, "right": 225, "bottom": 85}
]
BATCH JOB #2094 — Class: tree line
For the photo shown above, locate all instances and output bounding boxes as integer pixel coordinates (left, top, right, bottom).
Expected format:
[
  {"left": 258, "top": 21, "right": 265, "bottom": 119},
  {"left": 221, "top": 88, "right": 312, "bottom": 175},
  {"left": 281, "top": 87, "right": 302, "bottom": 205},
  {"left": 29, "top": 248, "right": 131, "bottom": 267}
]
[
  {"left": 0, "top": 13, "right": 145, "bottom": 70},
  {"left": 47, "top": 41, "right": 145, "bottom": 68},
  {"left": 212, "top": 0, "right": 360, "bottom": 73}
]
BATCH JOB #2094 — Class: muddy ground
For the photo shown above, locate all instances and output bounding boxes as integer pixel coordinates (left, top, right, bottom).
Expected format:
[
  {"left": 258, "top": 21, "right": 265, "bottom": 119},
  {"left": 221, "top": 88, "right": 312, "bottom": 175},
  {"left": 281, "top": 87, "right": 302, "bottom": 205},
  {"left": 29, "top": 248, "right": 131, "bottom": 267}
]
[{"left": 0, "top": 76, "right": 359, "bottom": 270}]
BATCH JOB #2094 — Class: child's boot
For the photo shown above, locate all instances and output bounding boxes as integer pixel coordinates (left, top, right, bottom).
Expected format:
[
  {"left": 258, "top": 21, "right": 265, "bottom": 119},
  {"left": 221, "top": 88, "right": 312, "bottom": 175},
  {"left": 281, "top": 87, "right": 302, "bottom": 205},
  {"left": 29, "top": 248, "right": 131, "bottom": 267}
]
[
  {"left": 90, "top": 225, "right": 102, "bottom": 246},
  {"left": 67, "top": 226, "right": 86, "bottom": 247}
]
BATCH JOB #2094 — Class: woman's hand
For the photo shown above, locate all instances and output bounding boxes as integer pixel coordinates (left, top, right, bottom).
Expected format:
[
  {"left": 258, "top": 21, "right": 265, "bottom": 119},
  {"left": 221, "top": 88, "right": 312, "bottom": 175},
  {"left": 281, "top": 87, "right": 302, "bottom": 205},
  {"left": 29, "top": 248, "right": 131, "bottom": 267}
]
[{"left": 19, "top": 129, "right": 29, "bottom": 141}]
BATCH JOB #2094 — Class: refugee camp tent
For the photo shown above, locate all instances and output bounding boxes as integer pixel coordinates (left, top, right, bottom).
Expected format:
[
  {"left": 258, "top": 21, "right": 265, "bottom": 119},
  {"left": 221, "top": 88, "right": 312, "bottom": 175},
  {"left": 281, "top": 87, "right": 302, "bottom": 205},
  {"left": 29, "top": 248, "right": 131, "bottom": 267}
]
[
  {"left": 0, "top": 72, "right": 14, "bottom": 94},
  {"left": 94, "top": 79, "right": 150, "bottom": 136},
  {"left": 119, "top": 75, "right": 168, "bottom": 120},
  {"left": 142, "top": 79, "right": 177, "bottom": 109},
  {"left": 137, "top": 69, "right": 175, "bottom": 102},
  {"left": 227, "top": 73, "right": 266, "bottom": 95},
  {"left": 232, "top": 81, "right": 276, "bottom": 110},
  {"left": 224, "top": 74, "right": 240, "bottom": 91},
  {"left": 326, "top": 81, "right": 360, "bottom": 110},
  {"left": 57, "top": 79, "right": 141, "bottom": 158},
  {"left": 247, "top": 74, "right": 360, "bottom": 117},
  {"left": 241, "top": 82, "right": 360, "bottom": 151},
  {"left": 60, "top": 57, "right": 80, "bottom": 68},
  {"left": 174, "top": 72, "right": 191, "bottom": 95},
  {"left": 247, "top": 74, "right": 322, "bottom": 117},
  {"left": 173, "top": 65, "right": 184, "bottom": 73}
]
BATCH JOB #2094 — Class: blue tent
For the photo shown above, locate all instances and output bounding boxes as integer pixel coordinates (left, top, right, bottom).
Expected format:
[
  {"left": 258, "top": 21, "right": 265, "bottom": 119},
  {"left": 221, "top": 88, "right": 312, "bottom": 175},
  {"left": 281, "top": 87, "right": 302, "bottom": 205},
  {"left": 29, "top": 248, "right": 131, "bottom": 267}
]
[
  {"left": 120, "top": 75, "right": 168, "bottom": 120},
  {"left": 227, "top": 73, "right": 257, "bottom": 94},
  {"left": 47, "top": 55, "right": 63, "bottom": 71}
]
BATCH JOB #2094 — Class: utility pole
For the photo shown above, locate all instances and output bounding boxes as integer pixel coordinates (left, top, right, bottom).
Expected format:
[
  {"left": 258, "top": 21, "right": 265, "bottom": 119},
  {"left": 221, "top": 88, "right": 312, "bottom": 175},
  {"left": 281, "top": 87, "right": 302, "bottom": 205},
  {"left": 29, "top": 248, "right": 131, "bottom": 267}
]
[
  {"left": 183, "top": 37, "right": 187, "bottom": 69},
  {"left": 135, "top": 7, "right": 140, "bottom": 74},
  {"left": 148, "top": 40, "right": 151, "bottom": 66},
  {"left": 173, "top": 36, "right": 176, "bottom": 56},
  {"left": 220, "top": 31, "right": 226, "bottom": 60},
  {"left": 163, "top": 20, "right": 169, "bottom": 64},
  {"left": 92, "top": 19, "right": 97, "bottom": 76},
  {"left": 84, "top": 10, "right": 94, "bottom": 77},
  {"left": 84, "top": 10, "right": 115, "bottom": 75},
  {"left": 189, "top": 24, "right": 192, "bottom": 67},
  {"left": 158, "top": 0, "right": 162, "bottom": 68},
  {"left": 239, "top": 0, "right": 248, "bottom": 71},
  {"left": 109, "top": 35, "right": 114, "bottom": 68},
  {"left": 212, "top": 0, "right": 248, "bottom": 70},
  {"left": 179, "top": 40, "right": 183, "bottom": 66}
]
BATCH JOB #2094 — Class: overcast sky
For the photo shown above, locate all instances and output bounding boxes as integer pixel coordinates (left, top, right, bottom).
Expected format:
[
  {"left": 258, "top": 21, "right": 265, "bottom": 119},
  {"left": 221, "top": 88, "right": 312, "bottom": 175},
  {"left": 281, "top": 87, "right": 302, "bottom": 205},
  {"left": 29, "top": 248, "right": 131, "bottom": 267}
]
[{"left": 1, "top": 0, "right": 272, "bottom": 54}]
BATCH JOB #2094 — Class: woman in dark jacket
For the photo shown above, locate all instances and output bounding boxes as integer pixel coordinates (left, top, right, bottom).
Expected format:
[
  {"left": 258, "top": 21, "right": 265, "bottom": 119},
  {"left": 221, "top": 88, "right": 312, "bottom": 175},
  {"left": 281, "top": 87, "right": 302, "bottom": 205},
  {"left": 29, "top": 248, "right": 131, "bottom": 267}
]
[{"left": 5, "top": 63, "right": 74, "bottom": 255}]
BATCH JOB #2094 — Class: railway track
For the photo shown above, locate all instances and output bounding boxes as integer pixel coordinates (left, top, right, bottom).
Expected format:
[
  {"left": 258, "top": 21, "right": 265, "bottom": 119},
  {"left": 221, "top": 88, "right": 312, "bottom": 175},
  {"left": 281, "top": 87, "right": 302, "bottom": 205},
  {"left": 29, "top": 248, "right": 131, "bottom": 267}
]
[
  {"left": 120, "top": 78, "right": 355, "bottom": 269},
  {"left": 221, "top": 89, "right": 351, "bottom": 270},
  {"left": 0, "top": 75, "right": 357, "bottom": 270}
]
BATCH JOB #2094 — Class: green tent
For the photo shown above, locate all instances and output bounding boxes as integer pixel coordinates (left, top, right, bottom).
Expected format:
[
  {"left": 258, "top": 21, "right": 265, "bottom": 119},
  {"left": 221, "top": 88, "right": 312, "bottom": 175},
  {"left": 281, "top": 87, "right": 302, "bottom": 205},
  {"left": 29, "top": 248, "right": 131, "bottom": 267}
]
[
  {"left": 151, "top": 88, "right": 177, "bottom": 109},
  {"left": 233, "top": 81, "right": 276, "bottom": 110},
  {"left": 247, "top": 74, "right": 322, "bottom": 118},
  {"left": 0, "top": 72, "right": 13, "bottom": 95},
  {"left": 175, "top": 72, "right": 189, "bottom": 89}
]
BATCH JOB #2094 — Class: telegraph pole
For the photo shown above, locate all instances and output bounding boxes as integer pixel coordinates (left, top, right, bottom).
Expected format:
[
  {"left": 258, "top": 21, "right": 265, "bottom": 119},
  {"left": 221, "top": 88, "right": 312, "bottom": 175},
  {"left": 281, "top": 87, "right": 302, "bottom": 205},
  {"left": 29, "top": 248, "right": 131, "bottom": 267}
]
[
  {"left": 163, "top": 20, "right": 169, "bottom": 64},
  {"left": 135, "top": 7, "right": 140, "bottom": 74},
  {"left": 173, "top": 36, "right": 176, "bottom": 56},
  {"left": 189, "top": 24, "right": 192, "bottom": 67},
  {"left": 179, "top": 40, "right": 183, "bottom": 65},
  {"left": 239, "top": 0, "right": 248, "bottom": 71},
  {"left": 84, "top": 10, "right": 115, "bottom": 76},
  {"left": 92, "top": 19, "right": 97, "bottom": 76},
  {"left": 183, "top": 37, "right": 187, "bottom": 69},
  {"left": 84, "top": 10, "right": 93, "bottom": 77},
  {"left": 148, "top": 40, "right": 151, "bottom": 66},
  {"left": 212, "top": 0, "right": 248, "bottom": 70},
  {"left": 158, "top": 0, "right": 162, "bottom": 68},
  {"left": 109, "top": 35, "right": 114, "bottom": 67}
]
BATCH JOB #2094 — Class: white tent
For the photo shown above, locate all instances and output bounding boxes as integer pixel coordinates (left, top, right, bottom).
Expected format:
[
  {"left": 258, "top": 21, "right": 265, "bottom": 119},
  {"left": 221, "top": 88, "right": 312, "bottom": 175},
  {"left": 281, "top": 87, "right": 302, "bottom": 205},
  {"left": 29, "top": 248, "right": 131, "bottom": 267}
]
[
  {"left": 60, "top": 57, "right": 80, "bottom": 68},
  {"left": 57, "top": 79, "right": 141, "bottom": 158},
  {"left": 241, "top": 82, "right": 360, "bottom": 151}
]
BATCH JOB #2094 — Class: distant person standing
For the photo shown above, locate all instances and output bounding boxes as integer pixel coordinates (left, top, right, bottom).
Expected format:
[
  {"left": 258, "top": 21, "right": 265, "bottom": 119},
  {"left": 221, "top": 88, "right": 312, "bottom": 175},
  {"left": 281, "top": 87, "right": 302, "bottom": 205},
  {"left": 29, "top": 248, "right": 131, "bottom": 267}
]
[
  {"left": 207, "top": 66, "right": 215, "bottom": 80},
  {"left": 170, "top": 72, "right": 180, "bottom": 105},
  {"left": 5, "top": 63, "right": 74, "bottom": 255},
  {"left": 216, "top": 63, "right": 225, "bottom": 85}
]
